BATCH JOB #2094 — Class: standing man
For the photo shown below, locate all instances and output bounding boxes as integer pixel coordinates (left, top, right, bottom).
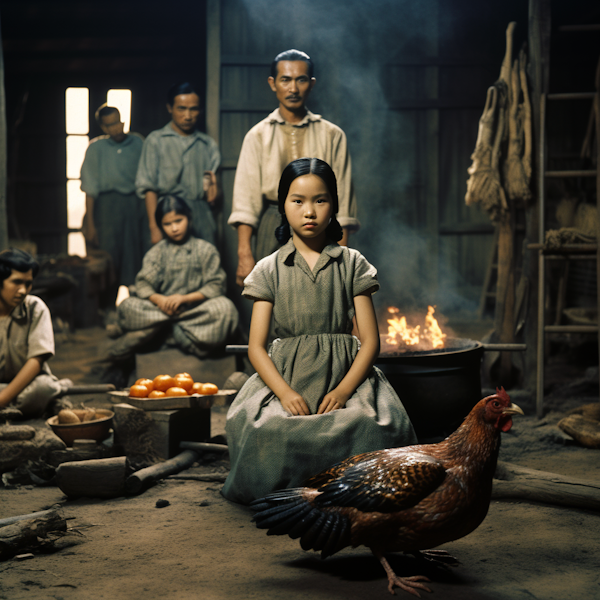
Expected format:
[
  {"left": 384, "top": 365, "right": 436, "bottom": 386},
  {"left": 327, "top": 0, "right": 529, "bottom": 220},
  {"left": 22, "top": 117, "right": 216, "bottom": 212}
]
[
  {"left": 136, "top": 82, "right": 220, "bottom": 248},
  {"left": 0, "top": 249, "right": 72, "bottom": 418},
  {"left": 228, "top": 49, "right": 360, "bottom": 287},
  {"left": 80, "top": 105, "right": 146, "bottom": 303}
]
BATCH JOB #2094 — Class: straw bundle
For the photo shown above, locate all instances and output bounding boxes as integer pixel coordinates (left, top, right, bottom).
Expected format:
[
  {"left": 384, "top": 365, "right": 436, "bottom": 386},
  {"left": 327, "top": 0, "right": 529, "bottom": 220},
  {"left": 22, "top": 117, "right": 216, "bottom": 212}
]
[{"left": 465, "top": 22, "right": 532, "bottom": 221}]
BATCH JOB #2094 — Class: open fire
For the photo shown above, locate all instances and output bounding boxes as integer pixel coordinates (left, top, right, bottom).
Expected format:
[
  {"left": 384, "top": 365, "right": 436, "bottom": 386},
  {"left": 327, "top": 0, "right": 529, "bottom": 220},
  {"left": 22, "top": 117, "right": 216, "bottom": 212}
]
[{"left": 384, "top": 305, "right": 447, "bottom": 352}]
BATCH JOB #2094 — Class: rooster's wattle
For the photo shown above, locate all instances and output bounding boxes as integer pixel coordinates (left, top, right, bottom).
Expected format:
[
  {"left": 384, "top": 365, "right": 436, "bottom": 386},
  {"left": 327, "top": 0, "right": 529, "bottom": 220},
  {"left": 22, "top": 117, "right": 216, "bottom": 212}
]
[{"left": 251, "top": 388, "right": 523, "bottom": 596}]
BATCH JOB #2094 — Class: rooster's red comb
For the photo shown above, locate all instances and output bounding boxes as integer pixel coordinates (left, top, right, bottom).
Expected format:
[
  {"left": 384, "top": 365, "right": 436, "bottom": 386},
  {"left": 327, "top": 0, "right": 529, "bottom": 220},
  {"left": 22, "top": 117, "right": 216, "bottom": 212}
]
[{"left": 495, "top": 386, "right": 511, "bottom": 403}]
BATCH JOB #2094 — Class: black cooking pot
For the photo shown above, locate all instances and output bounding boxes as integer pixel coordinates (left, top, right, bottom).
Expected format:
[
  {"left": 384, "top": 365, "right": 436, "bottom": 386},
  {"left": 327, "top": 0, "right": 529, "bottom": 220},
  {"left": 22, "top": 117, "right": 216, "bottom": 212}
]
[{"left": 375, "top": 338, "right": 484, "bottom": 441}]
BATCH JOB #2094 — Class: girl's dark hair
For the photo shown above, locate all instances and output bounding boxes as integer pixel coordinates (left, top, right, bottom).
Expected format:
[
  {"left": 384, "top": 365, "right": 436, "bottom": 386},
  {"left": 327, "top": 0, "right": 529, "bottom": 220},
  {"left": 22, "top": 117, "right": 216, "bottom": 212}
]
[
  {"left": 155, "top": 195, "right": 193, "bottom": 237},
  {"left": 166, "top": 82, "right": 201, "bottom": 106},
  {"left": 275, "top": 157, "right": 343, "bottom": 244},
  {"left": 0, "top": 248, "right": 39, "bottom": 283}
]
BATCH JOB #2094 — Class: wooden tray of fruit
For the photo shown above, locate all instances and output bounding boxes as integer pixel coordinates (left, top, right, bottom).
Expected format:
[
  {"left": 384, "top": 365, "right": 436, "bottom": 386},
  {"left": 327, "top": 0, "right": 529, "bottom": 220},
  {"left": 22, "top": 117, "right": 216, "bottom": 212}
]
[{"left": 108, "top": 372, "right": 238, "bottom": 411}]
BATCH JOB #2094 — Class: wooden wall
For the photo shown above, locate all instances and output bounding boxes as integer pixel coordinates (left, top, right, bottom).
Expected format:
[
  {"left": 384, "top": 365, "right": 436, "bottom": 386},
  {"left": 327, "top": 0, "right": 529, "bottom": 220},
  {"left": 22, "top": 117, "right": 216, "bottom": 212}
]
[
  {"left": 2, "top": 0, "right": 209, "bottom": 255},
  {"left": 3, "top": 0, "right": 596, "bottom": 329},
  {"left": 216, "top": 0, "right": 529, "bottom": 325}
]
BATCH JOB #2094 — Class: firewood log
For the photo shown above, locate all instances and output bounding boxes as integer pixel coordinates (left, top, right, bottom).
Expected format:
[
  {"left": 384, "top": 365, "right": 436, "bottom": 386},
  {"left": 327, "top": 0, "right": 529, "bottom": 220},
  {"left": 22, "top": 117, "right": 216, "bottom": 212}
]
[
  {"left": 125, "top": 449, "right": 199, "bottom": 495},
  {"left": 493, "top": 461, "right": 600, "bottom": 511},
  {"left": 0, "top": 508, "right": 58, "bottom": 528},
  {"left": 55, "top": 456, "right": 131, "bottom": 498},
  {"left": 0, "top": 510, "right": 66, "bottom": 560},
  {"left": 0, "top": 425, "right": 36, "bottom": 440}
]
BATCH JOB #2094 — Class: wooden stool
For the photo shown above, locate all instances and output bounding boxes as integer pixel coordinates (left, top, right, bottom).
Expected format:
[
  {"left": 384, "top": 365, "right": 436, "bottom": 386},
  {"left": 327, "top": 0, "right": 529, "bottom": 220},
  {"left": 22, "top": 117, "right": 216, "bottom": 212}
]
[{"left": 112, "top": 403, "right": 211, "bottom": 460}]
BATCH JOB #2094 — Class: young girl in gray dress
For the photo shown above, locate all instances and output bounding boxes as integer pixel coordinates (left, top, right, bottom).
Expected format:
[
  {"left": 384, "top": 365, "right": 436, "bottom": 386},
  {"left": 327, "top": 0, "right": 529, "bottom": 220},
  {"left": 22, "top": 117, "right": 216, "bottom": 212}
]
[
  {"left": 113, "top": 195, "right": 238, "bottom": 359},
  {"left": 222, "top": 158, "right": 417, "bottom": 504}
]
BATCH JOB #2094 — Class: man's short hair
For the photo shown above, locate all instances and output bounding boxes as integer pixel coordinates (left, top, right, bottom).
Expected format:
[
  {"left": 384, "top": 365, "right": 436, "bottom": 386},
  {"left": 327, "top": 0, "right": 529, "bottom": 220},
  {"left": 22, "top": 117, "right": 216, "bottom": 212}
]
[
  {"left": 95, "top": 104, "right": 121, "bottom": 126},
  {"left": 0, "top": 248, "right": 39, "bottom": 284},
  {"left": 270, "top": 49, "right": 314, "bottom": 79},
  {"left": 167, "top": 82, "right": 202, "bottom": 107}
]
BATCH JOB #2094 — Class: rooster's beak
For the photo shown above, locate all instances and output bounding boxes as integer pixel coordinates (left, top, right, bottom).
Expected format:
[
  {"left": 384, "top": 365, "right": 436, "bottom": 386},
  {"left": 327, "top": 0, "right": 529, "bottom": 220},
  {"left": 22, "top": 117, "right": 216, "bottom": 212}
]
[{"left": 502, "top": 403, "right": 524, "bottom": 416}]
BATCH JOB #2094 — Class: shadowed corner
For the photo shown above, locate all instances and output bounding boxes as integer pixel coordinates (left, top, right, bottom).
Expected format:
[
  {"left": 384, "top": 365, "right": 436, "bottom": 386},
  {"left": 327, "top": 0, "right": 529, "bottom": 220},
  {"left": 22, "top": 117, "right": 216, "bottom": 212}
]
[
  {"left": 286, "top": 551, "right": 462, "bottom": 583},
  {"left": 275, "top": 551, "right": 501, "bottom": 599}
]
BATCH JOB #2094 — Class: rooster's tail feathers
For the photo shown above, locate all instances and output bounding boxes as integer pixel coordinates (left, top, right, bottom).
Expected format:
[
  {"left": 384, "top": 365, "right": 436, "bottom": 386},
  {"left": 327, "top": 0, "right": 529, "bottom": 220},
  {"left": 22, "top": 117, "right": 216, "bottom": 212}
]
[
  {"left": 301, "top": 510, "right": 351, "bottom": 558},
  {"left": 251, "top": 490, "right": 352, "bottom": 559}
]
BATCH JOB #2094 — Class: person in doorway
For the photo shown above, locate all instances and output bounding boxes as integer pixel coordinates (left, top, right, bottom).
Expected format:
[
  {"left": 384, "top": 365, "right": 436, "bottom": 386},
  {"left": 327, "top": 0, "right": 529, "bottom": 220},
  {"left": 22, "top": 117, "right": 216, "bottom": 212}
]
[
  {"left": 228, "top": 49, "right": 360, "bottom": 288},
  {"left": 80, "top": 104, "right": 146, "bottom": 305},
  {"left": 0, "top": 249, "right": 72, "bottom": 418},
  {"left": 135, "top": 83, "right": 221, "bottom": 248}
]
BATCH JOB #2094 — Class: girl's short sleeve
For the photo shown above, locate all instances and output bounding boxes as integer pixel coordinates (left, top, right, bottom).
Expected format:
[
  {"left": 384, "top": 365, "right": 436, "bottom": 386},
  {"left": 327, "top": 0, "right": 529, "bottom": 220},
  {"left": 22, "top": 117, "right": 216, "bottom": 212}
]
[
  {"left": 241, "top": 256, "right": 276, "bottom": 302},
  {"left": 351, "top": 251, "right": 380, "bottom": 296}
]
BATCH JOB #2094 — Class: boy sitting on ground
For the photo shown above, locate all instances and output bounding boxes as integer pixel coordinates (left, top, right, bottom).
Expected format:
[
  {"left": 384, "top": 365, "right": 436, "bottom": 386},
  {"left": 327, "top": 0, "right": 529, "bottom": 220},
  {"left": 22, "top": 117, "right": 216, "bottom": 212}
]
[{"left": 0, "top": 248, "right": 71, "bottom": 418}]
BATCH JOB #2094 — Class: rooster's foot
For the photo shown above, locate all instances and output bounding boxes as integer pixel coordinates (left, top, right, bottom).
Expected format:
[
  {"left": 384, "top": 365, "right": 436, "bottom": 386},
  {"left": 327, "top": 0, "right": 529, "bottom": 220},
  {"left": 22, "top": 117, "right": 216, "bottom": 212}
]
[
  {"left": 414, "top": 549, "right": 461, "bottom": 568},
  {"left": 376, "top": 554, "right": 432, "bottom": 597}
]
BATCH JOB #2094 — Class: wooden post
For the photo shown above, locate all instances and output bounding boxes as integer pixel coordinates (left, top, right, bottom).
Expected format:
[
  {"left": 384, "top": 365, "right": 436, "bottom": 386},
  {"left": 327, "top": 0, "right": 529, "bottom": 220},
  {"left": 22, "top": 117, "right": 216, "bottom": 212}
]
[
  {"left": 527, "top": 0, "right": 551, "bottom": 413},
  {"left": 496, "top": 208, "right": 517, "bottom": 384},
  {"left": 595, "top": 65, "right": 600, "bottom": 403},
  {"left": 0, "top": 15, "right": 9, "bottom": 251},
  {"left": 205, "top": 0, "right": 221, "bottom": 146},
  {"left": 205, "top": 0, "right": 221, "bottom": 249}
]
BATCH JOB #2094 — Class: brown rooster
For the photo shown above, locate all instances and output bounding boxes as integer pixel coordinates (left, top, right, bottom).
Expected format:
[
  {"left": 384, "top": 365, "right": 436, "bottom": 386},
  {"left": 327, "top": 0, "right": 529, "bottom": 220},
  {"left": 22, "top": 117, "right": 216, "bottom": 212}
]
[{"left": 251, "top": 388, "right": 523, "bottom": 596}]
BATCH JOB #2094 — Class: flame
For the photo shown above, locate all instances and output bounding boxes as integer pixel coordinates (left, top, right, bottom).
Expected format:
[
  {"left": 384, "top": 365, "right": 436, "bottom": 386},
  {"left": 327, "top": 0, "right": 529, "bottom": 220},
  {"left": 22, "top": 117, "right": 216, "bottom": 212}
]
[{"left": 386, "top": 305, "right": 447, "bottom": 350}]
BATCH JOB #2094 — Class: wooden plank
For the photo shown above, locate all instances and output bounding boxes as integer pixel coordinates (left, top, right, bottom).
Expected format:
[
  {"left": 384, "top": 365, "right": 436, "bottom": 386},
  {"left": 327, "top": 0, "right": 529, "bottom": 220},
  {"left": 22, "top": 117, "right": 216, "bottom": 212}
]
[
  {"left": 544, "top": 325, "right": 598, "bottom": 333},
  {"left": 528, "top": 0, "right": 551, "bottom": 412},
  {"left": 205, "top": 0, "right": 221, "bottom": 146},
  {"left": 595, "top": 85, "right": 600, "bottom": 404},
  {"left": 547, "top": 92, "right": 596, "bottom": 100},
  {"left": 545, "top": 169, "right": 597, "bottom": 177},
  {"left": 0, "top": 16, "right": 8, "bottom": 250},
  {"left": 109, "top": 389, "right": 237, "bottom": 411}
]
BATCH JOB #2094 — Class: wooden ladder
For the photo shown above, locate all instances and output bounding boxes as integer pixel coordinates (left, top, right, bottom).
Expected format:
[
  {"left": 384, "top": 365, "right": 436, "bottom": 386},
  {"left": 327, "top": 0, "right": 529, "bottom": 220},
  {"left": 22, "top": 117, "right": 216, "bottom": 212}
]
[{"left": 531, "top": 51, "right": 600, "bottom": 417}]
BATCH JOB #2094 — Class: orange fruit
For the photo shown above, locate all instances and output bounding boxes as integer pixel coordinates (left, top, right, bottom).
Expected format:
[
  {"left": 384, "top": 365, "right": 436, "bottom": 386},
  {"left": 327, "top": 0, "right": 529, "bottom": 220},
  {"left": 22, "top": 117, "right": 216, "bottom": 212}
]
[
  {"left": 175, "top": 372, "right": 192, "bottom": 379},
  {"left": 191, "top": 382, "right": 204, "bottom": 394},
  {"left": 153, "top": 374, "right": 175, "bottom": 392},
  {"left": 174, "top": 374, "right": 194, "bottom": 392},
  {"left": 200, "top": 382, "right": 218, "bottom": 395},
  {"left": 165, "top": 386, "right": 188, "bottom": 397},
  {"left": 135, "top": 378, "right": 154, "bottom": 393},
  {"left": 148, "top": 390, "right": 166, "bottom": 398},
  {"left": 129, "top": 384, "right": 150, "bottom": 398}
]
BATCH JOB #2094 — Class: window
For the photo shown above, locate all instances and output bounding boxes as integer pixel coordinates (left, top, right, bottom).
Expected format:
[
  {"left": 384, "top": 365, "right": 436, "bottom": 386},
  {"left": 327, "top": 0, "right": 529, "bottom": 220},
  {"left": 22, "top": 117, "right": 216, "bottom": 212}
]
[
  {"left": 107, "top": 89, "right": 132, "bottom": 133},
  {"left": 65, "top": 88, "right": 132, "bottom": 257},
  {"left": 65, "top": 87, "right": 89, "bottom": 257}
]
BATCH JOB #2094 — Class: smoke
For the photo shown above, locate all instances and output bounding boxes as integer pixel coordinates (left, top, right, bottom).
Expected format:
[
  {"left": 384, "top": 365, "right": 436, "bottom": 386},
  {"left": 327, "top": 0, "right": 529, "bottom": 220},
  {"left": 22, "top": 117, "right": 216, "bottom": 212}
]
[{"left": 236, "top": 0, "right": 481, "bottom": 317}]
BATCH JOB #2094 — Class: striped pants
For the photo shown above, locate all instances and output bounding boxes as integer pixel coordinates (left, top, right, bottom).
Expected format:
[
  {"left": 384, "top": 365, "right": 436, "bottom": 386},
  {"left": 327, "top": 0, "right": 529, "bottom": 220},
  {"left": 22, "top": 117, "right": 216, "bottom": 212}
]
[{"left": 117, "top": 295, "right": 239, "bottom": 356}]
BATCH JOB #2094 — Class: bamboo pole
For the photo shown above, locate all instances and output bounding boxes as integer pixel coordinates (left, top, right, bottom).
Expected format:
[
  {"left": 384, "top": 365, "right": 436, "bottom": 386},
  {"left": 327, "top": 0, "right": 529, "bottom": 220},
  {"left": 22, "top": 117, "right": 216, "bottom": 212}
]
[
  {"left": 527, "top": 0, "right": 551, "bottom": 406},
  {"left": 536, "top": 93, "right": 546, "bottom": 418},
  {"left": 0, "top": 15, "right": 9, "bottom": 250},
  {"left": 595, "top": 63, "right": 600, "bottom": 404}
]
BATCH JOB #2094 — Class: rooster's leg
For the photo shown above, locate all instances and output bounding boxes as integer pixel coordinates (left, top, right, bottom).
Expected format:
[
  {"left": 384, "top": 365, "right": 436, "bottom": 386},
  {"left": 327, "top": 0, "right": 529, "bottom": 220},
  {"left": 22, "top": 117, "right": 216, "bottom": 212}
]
[
  {"left": 373, "top": 551, "right": 432, "bottom": 597},
  {"left": 413, "top": 548, "right": 461, "bottom": 568}
]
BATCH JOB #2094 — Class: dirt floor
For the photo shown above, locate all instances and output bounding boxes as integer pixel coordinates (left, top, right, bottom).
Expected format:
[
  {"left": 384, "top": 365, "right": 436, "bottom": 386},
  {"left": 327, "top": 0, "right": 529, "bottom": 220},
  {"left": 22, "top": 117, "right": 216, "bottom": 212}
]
[{"left": 1, "top": 325, "right": 600, "bottom": 600}]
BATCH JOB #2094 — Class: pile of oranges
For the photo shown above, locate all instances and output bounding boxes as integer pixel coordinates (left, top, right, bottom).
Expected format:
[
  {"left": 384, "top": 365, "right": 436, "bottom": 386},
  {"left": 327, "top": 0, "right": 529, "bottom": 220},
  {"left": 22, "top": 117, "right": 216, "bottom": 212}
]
[{"left": 129, "top": 373, "right": 219, "bottom": 399}]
